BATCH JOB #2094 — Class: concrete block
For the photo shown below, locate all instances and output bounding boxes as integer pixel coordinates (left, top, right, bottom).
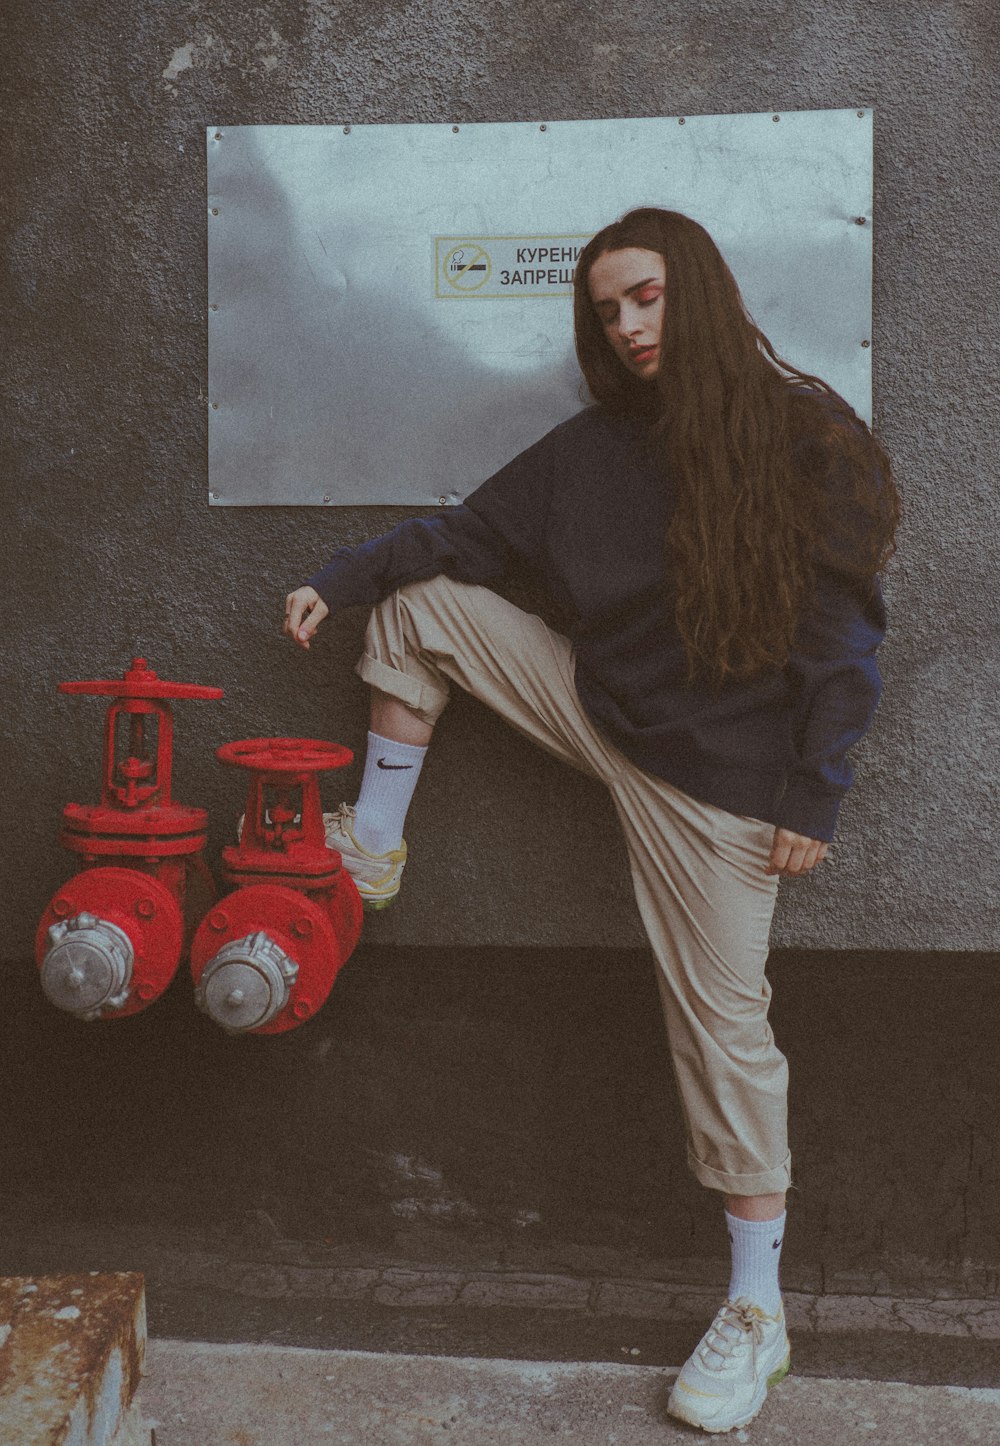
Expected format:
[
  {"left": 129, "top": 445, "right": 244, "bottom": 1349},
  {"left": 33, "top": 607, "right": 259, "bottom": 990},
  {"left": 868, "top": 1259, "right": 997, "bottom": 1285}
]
[{"left": 0, "top": 1274, "right": 150, "bottom": 1445}]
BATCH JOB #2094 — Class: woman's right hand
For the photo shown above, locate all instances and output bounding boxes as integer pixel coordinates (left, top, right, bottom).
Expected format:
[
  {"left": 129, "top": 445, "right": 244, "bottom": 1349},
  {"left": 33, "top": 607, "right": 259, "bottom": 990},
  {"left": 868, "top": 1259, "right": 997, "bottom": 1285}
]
[{"left": 284, "top": 586, "right": 329, "bottom": 649}]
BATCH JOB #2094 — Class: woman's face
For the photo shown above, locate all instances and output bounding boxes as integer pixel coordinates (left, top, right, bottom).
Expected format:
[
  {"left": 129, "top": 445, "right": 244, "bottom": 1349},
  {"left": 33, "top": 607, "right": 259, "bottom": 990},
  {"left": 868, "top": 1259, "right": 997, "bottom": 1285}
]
[{"left": 587, "top": 247, "right": 666, "bottom": 380}]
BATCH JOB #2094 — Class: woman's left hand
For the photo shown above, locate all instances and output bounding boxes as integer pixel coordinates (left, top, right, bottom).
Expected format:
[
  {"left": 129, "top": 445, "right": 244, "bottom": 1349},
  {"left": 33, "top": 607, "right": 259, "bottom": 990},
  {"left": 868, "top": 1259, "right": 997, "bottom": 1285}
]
[{"left": 766, "top": 828, "right": 828, "bottom": 877}]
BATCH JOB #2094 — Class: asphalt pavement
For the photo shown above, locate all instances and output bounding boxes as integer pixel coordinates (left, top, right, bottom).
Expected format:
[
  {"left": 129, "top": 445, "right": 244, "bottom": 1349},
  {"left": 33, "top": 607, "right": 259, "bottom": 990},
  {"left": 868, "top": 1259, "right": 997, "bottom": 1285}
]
[{"left": 140, "top": 1340, "right": 1000, "bottom": 1445}]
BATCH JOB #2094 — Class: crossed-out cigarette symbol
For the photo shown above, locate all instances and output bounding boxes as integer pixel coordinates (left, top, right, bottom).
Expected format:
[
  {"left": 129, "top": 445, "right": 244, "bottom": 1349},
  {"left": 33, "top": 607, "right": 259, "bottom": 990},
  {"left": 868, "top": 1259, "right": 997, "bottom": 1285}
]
[{"left": 443, "top": 244, "right": 492, "bottom": 292}]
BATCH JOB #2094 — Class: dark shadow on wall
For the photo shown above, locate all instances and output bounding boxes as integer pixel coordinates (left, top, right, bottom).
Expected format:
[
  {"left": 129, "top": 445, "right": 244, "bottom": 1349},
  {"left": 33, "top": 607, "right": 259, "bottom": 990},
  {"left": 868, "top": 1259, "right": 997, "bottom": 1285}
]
[{"left": 3, "top": 946, "right": 999, "bottom": 1312}]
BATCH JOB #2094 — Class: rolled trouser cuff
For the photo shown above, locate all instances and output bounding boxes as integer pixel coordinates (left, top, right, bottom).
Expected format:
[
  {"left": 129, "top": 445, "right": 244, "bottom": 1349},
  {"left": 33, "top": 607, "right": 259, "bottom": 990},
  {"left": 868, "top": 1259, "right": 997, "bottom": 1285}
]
[
  {"left": 356, "top": 651, "right": 450, "bottom": 726},
  {"left": 687, "top": 1146, "right": 792, "bottom": 1197}
]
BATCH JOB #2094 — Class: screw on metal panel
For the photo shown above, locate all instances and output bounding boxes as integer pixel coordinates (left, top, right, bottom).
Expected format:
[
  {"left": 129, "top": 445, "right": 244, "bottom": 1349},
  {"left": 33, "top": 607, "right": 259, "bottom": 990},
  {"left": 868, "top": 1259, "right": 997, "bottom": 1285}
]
[
  {"left": 214, "top": 132, "right": 223, "bottom": 140},
  {"left": 861, "top": 339, "right": 871, "bottom": 348},
  {"left": 208, "top": 910, "right": 229, "bottom": 931},
  {"left": 293, "top": 999, "right": 311, "bottom": 1018},
  {"left": 211, "top": 208, "right": 219, "bottom": 216},
  {"left": 857, "top": 110, "right": 865, "bottom": 118},
  {"left": 855, "top": 216, "right": 867, "bottom": 225},
  {"left": 439, "top": 496, "right": 447, "bottom": 505},
  {"left": 323, "top": 494, "right": 332, "bottom": 503},
  {"left": 53, "top": 897, "right": 72, "bottom": 919},
  {"left": 678, "top": 117, "right": 685, "bottom": 125},
  {"left": 211, "top": 401, "right": 219, "bottom": 410},
  {"left": 210, "top": 303, "right": 219, "bottom": 311},
  {"left": 772, "top": 114, "right": 780, "bottom": 122},
  {"left": 136, "top": 898, "right": 156, "bottom": 919},
  {"left": 343, "top": 125, "right": 351, "bottom": 134},
  {"left": 539, "top": 124, "right": 547, "bottom": 132},
  {"left": 211, "top": 492, "right": 220, "bottom": 500},
  {"left": 452, "top": 125, "right": 459, "bottom": 133}
]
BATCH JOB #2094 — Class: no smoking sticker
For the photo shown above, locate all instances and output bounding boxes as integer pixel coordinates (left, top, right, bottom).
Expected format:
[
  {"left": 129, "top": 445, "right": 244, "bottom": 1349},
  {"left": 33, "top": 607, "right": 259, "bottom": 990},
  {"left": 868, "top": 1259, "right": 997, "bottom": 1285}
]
[{"left": 435, "top": 235, "right": 591, "bottom": 298}]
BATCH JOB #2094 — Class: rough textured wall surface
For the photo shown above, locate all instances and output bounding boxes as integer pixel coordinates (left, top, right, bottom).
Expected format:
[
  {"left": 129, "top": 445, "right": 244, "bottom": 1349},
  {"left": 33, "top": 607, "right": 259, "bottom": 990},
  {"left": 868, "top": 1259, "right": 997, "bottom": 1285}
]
[{"left": 3, "top": 0, "right": 997, "bottom": 957}]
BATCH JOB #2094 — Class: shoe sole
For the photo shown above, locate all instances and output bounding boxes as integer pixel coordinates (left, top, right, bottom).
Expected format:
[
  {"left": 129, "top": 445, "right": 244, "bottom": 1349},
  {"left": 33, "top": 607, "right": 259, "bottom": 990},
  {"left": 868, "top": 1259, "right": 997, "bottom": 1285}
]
[
  {"left": 667, "top": 1352, "right": 791, "bottom": 1434},
  {"left": 768, "top": 1356, "right": 791, "bottom": 1390},
  {"left": 361, "top": 894, "right": 398, "bottom": 912}
]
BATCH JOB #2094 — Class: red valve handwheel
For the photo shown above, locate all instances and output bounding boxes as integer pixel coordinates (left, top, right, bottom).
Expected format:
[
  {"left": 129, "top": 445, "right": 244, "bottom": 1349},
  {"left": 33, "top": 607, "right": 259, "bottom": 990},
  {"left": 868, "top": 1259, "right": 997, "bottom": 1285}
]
[
  {"left": 59, "top": 656, "right": 223, "bottom": 701},
  {"left": 216, "top": 737, "right": 354, "bottom": 773}
]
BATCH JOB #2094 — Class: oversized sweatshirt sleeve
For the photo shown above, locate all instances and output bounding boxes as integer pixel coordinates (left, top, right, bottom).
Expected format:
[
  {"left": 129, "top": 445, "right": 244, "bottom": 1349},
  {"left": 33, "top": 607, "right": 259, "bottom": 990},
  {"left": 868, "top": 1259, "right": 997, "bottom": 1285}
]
[
  {"left": 776, "top": 447, "right": 888, "bottom": 842},
  {"left": 304, "top": 423, "right": 558, "bottom": 613}
]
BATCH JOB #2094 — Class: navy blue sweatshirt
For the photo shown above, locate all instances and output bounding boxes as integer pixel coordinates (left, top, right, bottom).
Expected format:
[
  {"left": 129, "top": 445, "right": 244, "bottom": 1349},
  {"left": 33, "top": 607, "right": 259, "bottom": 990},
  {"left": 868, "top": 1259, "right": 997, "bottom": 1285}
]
[{"left": 307, "top": 406, "right": 885, "bottom": 842}]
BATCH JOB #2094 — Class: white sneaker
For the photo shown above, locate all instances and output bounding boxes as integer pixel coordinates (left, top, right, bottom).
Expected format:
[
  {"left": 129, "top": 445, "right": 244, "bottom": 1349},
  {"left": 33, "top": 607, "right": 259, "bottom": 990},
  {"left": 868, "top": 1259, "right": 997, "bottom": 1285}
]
[
  {"left": 323, "top": 803, "right": 406, "bottom": 911},
  {"left": 667, "top": 1297, "right": 790, "bottom": 1434}
]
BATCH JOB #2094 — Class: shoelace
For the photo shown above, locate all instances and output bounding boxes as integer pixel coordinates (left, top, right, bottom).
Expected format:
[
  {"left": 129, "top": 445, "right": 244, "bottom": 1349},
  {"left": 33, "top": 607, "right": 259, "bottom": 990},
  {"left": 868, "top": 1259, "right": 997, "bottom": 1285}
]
[{"left": 698, "top": 1300, "right": 765, "bottom": 1370}]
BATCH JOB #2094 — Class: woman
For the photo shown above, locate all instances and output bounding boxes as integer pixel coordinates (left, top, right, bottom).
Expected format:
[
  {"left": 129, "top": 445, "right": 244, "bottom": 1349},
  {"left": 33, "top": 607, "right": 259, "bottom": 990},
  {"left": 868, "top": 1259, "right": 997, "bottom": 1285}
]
[{"left": 284, "top": 208, "right": 899, "bottom": 1433}]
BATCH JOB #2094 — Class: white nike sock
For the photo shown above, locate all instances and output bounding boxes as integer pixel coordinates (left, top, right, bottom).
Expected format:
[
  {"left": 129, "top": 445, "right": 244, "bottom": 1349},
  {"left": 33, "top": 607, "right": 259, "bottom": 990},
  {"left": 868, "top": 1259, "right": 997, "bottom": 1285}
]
[
  {"left": 351, "top": 731, "right": 427, "bottom": 855},
  {"left": 725, "top": 1210, "right": 785, "bottom": 1316}
]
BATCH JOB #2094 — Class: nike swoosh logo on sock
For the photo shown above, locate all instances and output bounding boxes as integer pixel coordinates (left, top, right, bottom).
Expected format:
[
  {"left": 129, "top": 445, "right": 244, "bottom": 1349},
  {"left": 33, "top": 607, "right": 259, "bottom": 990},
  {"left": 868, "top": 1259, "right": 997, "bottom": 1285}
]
[
  {"left": 772, "top": 1237, "right": 783, "bottom": 1249},
  {"left": 377, "top": 758, "right": 414, "bottom": 770}
]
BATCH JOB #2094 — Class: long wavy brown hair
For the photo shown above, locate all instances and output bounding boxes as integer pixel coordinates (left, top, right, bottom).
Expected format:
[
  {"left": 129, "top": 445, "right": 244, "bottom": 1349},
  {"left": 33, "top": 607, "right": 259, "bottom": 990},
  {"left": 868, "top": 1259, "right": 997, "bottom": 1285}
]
[{"left": 573, "top": 208, "right": 900, "bottom": 688}]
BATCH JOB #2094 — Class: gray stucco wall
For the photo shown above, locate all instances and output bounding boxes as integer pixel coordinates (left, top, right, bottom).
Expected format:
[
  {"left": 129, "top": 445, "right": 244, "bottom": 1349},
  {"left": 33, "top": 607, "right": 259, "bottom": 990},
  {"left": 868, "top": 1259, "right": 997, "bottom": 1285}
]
[{"left": 3, "top": 0, "right": 997, "bottom": 959}]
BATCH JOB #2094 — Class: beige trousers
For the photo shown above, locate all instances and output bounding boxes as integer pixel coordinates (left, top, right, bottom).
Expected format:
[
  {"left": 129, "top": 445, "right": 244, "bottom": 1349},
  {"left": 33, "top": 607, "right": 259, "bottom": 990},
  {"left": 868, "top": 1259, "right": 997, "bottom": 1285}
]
[{"left": 358, "top": 576, "right": 790, "bottom": 1196}]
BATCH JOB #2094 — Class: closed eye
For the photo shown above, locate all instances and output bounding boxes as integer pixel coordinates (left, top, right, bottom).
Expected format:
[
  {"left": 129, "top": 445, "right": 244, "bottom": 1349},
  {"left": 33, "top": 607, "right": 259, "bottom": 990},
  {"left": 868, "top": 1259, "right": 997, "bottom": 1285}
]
[{"left": 593, "top": 281, "right": 662, "bottom": 323}]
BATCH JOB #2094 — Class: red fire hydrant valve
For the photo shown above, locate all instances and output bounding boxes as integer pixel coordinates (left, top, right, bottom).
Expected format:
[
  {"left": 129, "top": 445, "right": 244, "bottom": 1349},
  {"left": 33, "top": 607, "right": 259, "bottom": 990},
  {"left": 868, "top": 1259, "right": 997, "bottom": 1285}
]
[
  {"left": 36, "top": 868, "right": 183, "bottom": 1021},
  {"left": 190, "top": 738, "right": 363, "bottom": 1034},
  {"left": 36, "top": 657, "right": 223, "bottom": 1021}
]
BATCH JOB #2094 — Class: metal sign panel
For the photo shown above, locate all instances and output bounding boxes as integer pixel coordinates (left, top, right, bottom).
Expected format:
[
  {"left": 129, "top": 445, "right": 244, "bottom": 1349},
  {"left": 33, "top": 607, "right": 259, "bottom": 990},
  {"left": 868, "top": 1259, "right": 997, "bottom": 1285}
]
[{"left": 207, "top": 110, "right": 873, "bottom": 506}]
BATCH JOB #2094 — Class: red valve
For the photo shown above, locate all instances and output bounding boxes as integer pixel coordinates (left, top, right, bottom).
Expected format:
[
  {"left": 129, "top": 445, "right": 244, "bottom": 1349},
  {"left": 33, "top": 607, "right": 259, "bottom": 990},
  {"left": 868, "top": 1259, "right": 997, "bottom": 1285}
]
[
  {"left": 190, "top": 737, "right": 363, "bottom": 1035},
  {"left": 37, "top": 657, "right": 223, "bottom": 1021},
  {"left": 59, "top": 657, "right": 223, "bottom": 827}
]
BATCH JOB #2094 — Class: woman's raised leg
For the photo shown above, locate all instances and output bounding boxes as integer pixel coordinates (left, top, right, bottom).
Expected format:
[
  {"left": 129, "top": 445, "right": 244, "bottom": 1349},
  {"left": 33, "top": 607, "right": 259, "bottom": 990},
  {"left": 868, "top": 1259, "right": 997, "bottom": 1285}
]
[
  {"left": 327, "top": 574, "right": 629, "bottom": 908},
  {"left": 369, "top": 691, "right": 434, "bottom": 748},
  {"left": 324, "top": 692, "right": 430, "bottom": 910}
]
